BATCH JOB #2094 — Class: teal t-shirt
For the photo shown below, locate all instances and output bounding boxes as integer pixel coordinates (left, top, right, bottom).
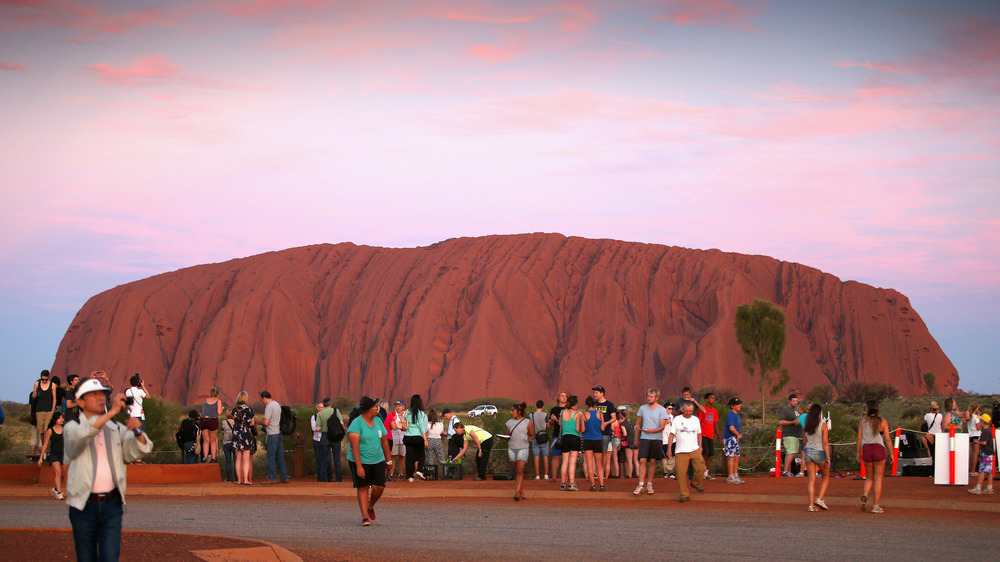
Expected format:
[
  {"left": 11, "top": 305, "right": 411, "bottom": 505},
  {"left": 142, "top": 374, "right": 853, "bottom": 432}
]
[{"left": 347, "top": 415, "right": 387, "bottom": 465}]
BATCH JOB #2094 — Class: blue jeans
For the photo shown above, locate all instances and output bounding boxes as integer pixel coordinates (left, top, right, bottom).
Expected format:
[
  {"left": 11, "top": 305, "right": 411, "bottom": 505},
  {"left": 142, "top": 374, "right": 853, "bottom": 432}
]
[
  {"left": 183, "top": 441, "right": 198, "bottom": 464},
  {"left": 315, "top": 436, "right": 331, "bottom": 482},
  {"left": 69, "top": 494, "right": 123, "bottom": 562},
  {"left": 265, "top": 433, "right": 288, "bottom": 481},
  {"left": 223, "top": 442, "right": 235, "bottom": 480},
  {"left": 329, "top": 438, "right": 342, "bottom": 482}
]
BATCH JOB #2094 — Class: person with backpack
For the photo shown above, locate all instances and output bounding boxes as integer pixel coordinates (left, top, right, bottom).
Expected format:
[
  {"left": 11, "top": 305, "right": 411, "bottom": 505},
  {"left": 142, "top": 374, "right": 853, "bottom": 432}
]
[
  {"left": 530, "top": 400, "right": 551, "bottom": 480},
  {"left": 179, "top": 410, "right": 201, "bottom": 464},
  {"left": 317, "top": 397, "right": 345, "bottom": 482},
  {"left": 259, "top": 390, "right": 289, "bottom": 484}
]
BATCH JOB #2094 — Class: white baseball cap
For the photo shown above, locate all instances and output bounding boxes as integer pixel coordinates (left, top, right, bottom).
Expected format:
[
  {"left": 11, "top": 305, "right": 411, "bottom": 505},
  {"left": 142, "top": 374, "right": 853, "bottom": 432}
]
[{"left": 75, "top": 377, "right": 111, "bottom": 399}]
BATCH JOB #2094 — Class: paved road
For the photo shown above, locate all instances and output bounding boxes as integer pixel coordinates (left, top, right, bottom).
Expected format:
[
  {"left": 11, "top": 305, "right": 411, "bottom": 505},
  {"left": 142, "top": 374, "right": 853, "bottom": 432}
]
[{"left": 2, "top": 495, "right": 995, "bottom": 560}]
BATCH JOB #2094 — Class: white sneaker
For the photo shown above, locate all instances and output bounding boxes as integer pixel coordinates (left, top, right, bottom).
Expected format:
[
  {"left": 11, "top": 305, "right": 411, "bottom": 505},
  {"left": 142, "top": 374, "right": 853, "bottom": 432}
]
[
  {"left": 534, "top": 476, "right": 541, "bottom": 480},
  {"left": 544, "top": 475, "right": 549, "bottom": 480},
  {"left": 407, "top": 477, "right": 414, "bottom": 483},
  {"left": 414, "top": 471, "right": 425, "bottom": 480},
  {"left": 633, "top": 483, "right": 645, "bottom": 495},
  {"left": 646, "top": 482, "right": 654, "bottom": 495},
  {"left": 969, "top": 486, "right": 983, "bottom": 494}
]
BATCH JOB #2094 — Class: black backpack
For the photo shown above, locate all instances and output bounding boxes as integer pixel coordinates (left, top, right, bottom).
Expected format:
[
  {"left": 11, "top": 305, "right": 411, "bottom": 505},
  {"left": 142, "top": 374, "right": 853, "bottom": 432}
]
[
  {"left": 175, "top": 429, "right": 185, "bottom": 450},
  {"left": 279, "top": 405, "right": 297, "bottom": 436},
  {"left": 326, "top": 409, "right": 346, "bottom": 442}
]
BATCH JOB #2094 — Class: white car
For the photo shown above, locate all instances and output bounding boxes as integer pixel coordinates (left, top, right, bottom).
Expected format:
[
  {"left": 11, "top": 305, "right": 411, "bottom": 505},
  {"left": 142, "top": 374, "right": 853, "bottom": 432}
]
[{"left": 467, "top": 405, "right": 498, "bottom": 417}]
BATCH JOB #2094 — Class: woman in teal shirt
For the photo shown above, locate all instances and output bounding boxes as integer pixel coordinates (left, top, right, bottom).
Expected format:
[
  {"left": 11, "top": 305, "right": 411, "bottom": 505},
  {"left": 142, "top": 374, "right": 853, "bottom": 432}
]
[
  {"left": 402, "top": 394, "right": 429, "bottom": 481},
  {"left": 348, "top": 396, "right": 393, "bottom": 527}
]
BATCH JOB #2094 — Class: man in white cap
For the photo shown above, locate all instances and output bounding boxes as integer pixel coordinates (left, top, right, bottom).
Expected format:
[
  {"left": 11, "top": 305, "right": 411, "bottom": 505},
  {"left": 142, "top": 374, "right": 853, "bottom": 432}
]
[{"left": 64, "top": 372, "right": 153, "bottom": 561}]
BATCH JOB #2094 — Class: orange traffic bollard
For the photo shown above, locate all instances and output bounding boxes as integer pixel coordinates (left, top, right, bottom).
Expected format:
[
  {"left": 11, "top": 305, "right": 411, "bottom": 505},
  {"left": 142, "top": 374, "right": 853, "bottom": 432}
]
[
  {"left": 948, "top": 424, "right": 956, "bottom": 485},
  {"left": 775, "top": 427, "right": 782, "bottom": 477},
  {"left": 891, "top": 427, "right": 901, "bottom": 476}
]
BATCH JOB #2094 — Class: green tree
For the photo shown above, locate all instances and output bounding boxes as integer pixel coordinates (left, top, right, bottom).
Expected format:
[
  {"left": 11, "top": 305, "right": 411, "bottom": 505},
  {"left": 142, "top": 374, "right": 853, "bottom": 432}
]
[
  {"left": 923, "top": 372, "right": 936, "bottom": 394},
  {"left": 735, "top": 299, "right": 789, "bottom": 424}
]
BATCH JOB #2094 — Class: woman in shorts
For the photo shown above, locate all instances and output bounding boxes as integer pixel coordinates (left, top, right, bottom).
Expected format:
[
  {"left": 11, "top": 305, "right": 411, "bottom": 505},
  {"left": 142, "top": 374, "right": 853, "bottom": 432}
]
[
  {"left": 582, "top": 395, "right": 606, "bottom": 492},
  {"left": 559, "top": 395, "right": 584, "bottom": 491},
  {"left": 504, "top": 402, "right": 532, "bottom": 501},
  {"left": 802, "top": 404, "right": 831, "bottom": 511},
  {"left": 348, "top": 396, "right": 393, "bottom": 526},
  {"left": 37, "top": 410, "right": 66, "bottom": 500},
  {"left": 856, "top": 400, "right": 893, "bottom": 513},
  {"left": 200, "top": 387, "right": 223, "bottom": 463}
]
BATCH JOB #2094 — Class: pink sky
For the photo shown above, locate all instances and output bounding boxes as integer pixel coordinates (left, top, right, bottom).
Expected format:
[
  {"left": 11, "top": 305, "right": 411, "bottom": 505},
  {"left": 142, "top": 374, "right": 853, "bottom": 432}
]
[{"left": 1, "top": 0, "right": 998, "bottom": 399}]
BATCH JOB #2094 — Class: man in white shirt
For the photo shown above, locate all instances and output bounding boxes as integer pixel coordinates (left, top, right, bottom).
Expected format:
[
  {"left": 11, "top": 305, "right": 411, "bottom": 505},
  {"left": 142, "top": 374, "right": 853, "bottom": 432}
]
[
  {"left": 667, "top": 403, "right": 706, "bottom": 502},
  {"left": 65, "top": 374, "right": 152, "bottom": 560},
  {"left": 123, "top": 373, "right": 150, "bottom": 433}
]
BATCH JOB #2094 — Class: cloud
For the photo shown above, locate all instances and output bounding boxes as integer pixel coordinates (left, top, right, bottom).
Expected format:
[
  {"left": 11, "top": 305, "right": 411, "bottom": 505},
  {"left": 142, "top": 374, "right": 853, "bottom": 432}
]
[
  {"left": 87, "top": 54, "right": 181, "bottom": 87},
  {"left": 653, "top": 0, "right": 765, "bottom": 28},
  {"left": 467, "top": 43, "right": 520, "bottom": 61},
  {"left": 431, "top": 0, "right": 597, "bottom": 32},
  {"left": 0, "top": 59, "right": 26, "bottom": 71}
]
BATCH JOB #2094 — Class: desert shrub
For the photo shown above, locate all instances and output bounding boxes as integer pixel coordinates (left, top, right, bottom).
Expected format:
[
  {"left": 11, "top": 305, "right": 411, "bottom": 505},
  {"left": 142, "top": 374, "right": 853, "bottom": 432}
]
[
  {"left": 806, "top": 384, "right": 836, "bottom": 404},
  {"left": 839, "top": 381, "right": 898, "bottom": 404},
  {"left": 694, "top": 386, "right": 739, "bottom": 409}
]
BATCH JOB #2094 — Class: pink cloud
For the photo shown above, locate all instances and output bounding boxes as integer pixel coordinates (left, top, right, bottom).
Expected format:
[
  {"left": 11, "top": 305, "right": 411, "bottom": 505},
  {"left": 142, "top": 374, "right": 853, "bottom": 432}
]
[
  {"left": 467, "top": 43, "right": 519, "bottom": 61},
  {"left": 653, "top": 0, "right": 765, "bottom": 28},
  {"left": 0, "top": 59, "right": 27, "bottom": 71},
  {"left": 747, "top": 81, "right": 834, "bottom": 102},
  {"left": 433, "top": 0, "right": 596, "bottom": 32},
  {"left": 86, "top": 54, "right": 181, "bottom": 87},
  {"left": 835, "top": 60, "right": 914, "bottom": 74}
]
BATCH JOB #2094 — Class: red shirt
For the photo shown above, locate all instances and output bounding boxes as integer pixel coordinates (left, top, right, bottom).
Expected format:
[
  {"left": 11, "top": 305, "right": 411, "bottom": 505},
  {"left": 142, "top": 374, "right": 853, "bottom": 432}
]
[{"left": 698, "top": 407, "right": 718, "bottom": 439}]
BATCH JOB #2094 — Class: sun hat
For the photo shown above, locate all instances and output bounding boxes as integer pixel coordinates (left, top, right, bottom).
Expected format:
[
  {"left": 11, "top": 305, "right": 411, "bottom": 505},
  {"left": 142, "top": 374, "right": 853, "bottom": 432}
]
[{"left": 74, "top": 377, "right": 111, "bottom": 400}]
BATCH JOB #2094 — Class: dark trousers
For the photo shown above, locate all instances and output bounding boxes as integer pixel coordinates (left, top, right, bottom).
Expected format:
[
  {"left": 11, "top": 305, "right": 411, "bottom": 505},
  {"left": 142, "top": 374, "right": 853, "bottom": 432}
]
[
  {"left": 403, "top": 435, "right": 425, "bottom": 478},
  {"left": 69, "top": 494, "right": 123, "bottom": 562},
  {"left": 448, "top": 435, "right": 463, "bottom": 459},
  {"left": 314, "top": 438, "right": 330, "bottom": 482},
  {"left": 183, "top": 441, "right": 198, "bottom": 464},
  {"left": 476, "top": 437, "right": 494, "bottom": 479},
  {"left": 329, "top": 438, "right": 343, "bottom": 482},
  {"left": 223, "top": 442, "right": 235, "bottom": 481}
]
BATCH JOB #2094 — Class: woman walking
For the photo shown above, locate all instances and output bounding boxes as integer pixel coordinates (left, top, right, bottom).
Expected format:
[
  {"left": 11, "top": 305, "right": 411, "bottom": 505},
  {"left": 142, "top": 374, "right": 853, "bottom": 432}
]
[
  {"left": 37, "top": 410, "right": 66, "bottom": 500},
  {"left": 425, "top": 409, "right": 446, "bottom": 478},
  {"left": 503, "top": 402, "right": 532, "bottom": 500},
  {"left": 582, "top": 396, "right": 606, "bottom": 491},
  {"left": 802, "top": 404, "right": 831, "bottom": 511},
  {"left": 857, "top": 400, "right": 894, "bottom": 513},
  {"left": 403, "top": 394, "right": 429, "bottom": 481},
  {"left": 348, "top": 396, "right": 393, "bottom": 526},
  {"left": 200, "top": 387, "right": 224, "bottom": 463},
  {"left": 231, "top": 391, "right": 257, "bottom": 485},
  {"left": 559, "top": 395, "right": 584, "bottom": 491}
]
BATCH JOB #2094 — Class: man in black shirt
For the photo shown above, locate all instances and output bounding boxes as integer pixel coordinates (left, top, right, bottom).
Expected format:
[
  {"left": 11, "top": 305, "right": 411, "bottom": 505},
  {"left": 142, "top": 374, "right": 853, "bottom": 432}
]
[{"left": 592, "top": 386, "right": 616, "bottom": 476}]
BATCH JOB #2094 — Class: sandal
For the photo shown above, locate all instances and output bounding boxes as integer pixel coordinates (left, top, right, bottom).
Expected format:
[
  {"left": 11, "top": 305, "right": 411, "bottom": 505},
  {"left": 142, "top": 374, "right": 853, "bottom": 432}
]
[
  {"left": 361, "top": 518, "right": 371, "bottom": 527},
  {"left": 859, "top": 494, "right": 867, "bottom": 512},
  {"left": 368, "top": 507, "right": 376, "bottom": 521}
]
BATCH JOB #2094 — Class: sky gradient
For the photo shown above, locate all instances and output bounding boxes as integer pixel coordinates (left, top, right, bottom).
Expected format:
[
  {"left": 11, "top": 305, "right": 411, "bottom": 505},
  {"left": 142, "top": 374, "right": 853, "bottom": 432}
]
[{"left": 2, "top": 0, "right": 998, "bottom": 402}]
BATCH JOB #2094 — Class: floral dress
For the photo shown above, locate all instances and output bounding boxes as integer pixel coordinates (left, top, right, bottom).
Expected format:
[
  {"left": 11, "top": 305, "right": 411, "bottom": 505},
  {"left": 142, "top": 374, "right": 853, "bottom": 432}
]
[{"left": 232, "top": 405, "right": 257, "bottom": 453}]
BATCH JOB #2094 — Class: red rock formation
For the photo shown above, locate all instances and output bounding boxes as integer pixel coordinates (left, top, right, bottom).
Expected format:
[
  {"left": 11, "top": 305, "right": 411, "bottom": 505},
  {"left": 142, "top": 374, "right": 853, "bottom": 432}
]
[{"left": 50, "top": 234, "right": 958, "bottom": 406}]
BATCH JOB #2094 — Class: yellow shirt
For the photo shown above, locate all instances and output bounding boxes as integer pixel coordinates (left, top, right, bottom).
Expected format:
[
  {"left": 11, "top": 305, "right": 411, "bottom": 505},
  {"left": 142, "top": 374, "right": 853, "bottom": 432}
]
[{"left": 463, "top": 425, "right": 493, "bottom": 443}]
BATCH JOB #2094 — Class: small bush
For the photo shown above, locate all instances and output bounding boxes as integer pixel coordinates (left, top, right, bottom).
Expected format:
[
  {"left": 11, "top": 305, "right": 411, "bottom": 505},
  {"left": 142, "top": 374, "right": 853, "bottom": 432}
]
[
  {"left": 806, "top": 384, "right": 836, "bottom": 404},
  {"left": 839, "top": 381, "right": 898, "bottom": 404}
]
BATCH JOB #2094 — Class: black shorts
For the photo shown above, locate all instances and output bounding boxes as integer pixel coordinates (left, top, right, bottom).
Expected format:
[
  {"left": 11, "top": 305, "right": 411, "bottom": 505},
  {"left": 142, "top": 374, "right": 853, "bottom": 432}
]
[
  {"left": 560, "top": 435, "right": 582, "bottom": 452},
  {"left": 702, "top": 436, "right": 715, "bottom": 456},
  {"left": 582, "top": 439, "right": 603, "bottom": 453},
  {"left": 638, "top": 439, "right": 664, "bottom": 460},
  {"left": 348, "top": 460, "right": 387, "bottom": 489}
]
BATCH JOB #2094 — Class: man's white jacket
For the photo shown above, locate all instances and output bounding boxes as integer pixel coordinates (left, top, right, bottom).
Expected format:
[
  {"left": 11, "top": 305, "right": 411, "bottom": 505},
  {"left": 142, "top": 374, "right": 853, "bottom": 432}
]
[{"left": 64, "top": 414, "right": 153, "bottom": 510}]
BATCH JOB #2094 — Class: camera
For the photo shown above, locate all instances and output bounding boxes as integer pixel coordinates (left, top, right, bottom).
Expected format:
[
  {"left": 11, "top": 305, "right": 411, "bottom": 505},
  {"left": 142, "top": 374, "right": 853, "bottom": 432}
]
[{"left": 125, "top": 396, "right": 134, "bottom": 407}]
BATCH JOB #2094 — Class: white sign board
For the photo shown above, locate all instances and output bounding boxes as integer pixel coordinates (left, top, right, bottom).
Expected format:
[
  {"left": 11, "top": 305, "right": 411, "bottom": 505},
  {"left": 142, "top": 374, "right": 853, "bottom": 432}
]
[{"left": 934, "top": 432, "right": 969, "bottom": 486}]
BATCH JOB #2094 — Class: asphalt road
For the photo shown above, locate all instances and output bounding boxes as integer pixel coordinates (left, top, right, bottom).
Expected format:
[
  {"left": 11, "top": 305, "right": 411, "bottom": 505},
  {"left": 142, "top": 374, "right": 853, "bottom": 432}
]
[{"left": 2, "top": 495, "right": 994, "bottom": 560}]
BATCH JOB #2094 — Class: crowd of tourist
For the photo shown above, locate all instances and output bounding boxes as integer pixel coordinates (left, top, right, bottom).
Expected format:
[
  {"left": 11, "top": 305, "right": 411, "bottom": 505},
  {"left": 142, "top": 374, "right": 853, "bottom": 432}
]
[{"left": 26, "top": 369, "right": 1000, "bottom": 532}]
